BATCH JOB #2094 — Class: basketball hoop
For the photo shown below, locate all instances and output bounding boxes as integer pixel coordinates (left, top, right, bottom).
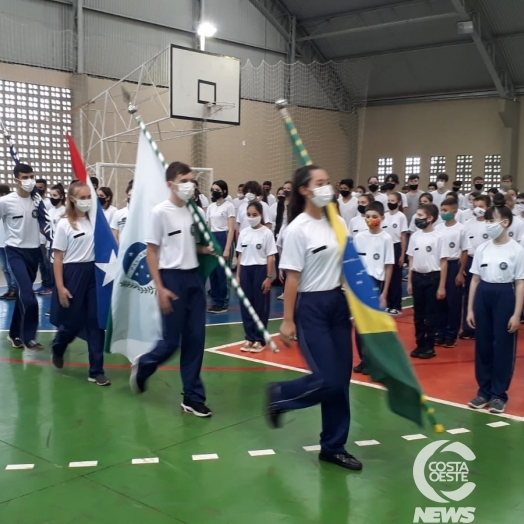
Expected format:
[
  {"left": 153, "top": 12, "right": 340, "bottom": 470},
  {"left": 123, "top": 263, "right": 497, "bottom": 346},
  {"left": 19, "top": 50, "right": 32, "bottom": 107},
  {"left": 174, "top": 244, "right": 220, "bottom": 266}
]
[{"left": 204, "top": 101, "right": 236, "bottom": 118}]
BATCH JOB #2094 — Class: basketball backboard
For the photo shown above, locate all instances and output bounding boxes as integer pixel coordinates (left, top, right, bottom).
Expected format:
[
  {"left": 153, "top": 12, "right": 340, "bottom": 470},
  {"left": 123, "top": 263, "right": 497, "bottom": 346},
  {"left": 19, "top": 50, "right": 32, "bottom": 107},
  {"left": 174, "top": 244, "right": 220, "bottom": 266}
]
[{"left": 170, "top": 45, "right": 241, "bottom": 125}]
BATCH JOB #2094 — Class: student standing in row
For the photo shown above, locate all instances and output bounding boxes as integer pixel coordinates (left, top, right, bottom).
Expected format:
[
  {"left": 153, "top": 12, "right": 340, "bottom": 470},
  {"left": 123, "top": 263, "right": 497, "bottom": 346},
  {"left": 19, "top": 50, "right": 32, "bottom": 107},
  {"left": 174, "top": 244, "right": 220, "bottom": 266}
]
[
  {"left": 406, "top": 175, "right": 423, "bottom": 224},
  {"left": 268, "top": 165, "right": 362, "bottom": 471},
  {"left": 237, "top": 201, "right": 276, "bottom": 353},
  {"left": 337, "top": 179, "right": 359, "bottom": 227},
  {"left": 367, "top": 176, "right": 388, "bottom": 207},
  {"left": 50, "top": 182, "right": 110, "bottom": 386},
  {"left": 97, "top": 187, "right": 117, "bottom": 225},
  {"left": 263, "top": 181, "right": 276, "bottom": 207},
  {"left": 233, "top": 184, "right": 245, "bottom": 211},
  {"left": 467, "top": 196, "right": 524, "bottom": 414},
  {"left": 207, "top": 180, "right": 236, "bottom": 314},
  {"left": 349, "top": 193, "right": 374, "bottom": 237},
  {"left": 110, "top": 180, "right": 133, "bottom": 244},
  {"left": 407, "top": 204, "right": 448, "bottom": 359},
  {"left": 384, "top": 192, "right": 408, "bottom": 315},
  {"left": 130, "top": 162, "right": 213, "bottom": 417},
  {"left": 431, "top": 173, "right": 451, "bottom": 208},
  {"left": 49, "top": 184, "right": 67, "bottom": 233},
  {"left": 0, "top": 185, "right": 17, "bottom": 300},
  {"left": 435, "top": 197, "right": 470, "bottom": 348},
  {"left": 237, "top": 181, "right": 272, "bottom": 232},
  {"left": 385, "top": 174, "right": 408, "bottom": 211}
]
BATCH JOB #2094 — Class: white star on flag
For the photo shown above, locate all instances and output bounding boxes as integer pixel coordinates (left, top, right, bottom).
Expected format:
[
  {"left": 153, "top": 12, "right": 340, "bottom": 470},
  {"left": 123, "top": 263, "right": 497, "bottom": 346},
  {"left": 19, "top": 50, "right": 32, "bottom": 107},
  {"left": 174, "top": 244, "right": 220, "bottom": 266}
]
[{"left": 96, "top": 250, "right": 119, "bottom": 286}]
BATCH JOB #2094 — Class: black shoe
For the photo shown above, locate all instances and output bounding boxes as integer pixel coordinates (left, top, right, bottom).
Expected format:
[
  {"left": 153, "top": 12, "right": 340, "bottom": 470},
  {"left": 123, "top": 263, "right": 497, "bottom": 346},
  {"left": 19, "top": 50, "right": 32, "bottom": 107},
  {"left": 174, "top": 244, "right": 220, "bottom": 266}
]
[
  {"left": 51, "top": 352, "right": 64, "bottom": 369},
  {"left": 181, "top": 398, "right": 212, "bottom": 417},
  {"left": 443, "top": 339, "right": 457, "bottom": 348},
  {"left": 207, "top": 305, "right": 228, "bottom": 314},
  {"left": 459, "top": 331, "right": 475, "bottom": 340},
  {"left": 88, "top": 374, "right": 111, "bottom": 386},
  {"left": 353, "top": 362, "right": 364, "bottom": 374},
  {"left": 266, "top": 383, "right": 285, "bottom": 428},
  {"left": 129, "top": 356, "right": 146, "bottom": 394},
  {"left": 319, "top": 451, "right": 363, "bottom": 471},
  {"left": 410, "top": 347, "right": 425, "bottom": 358},
  {"left": 0, "top": 290, "right": 16, "bottom": 300},
  {"left": 25, "top": 340, "right": 43, "bottom": 351},
  {"left": 434, "top": 338, "right": 445, "bottom": 347},
  {"left": 7, "top": 336, "right": 24, "bottom": 349},
  {"left": 418, "top": 348, "right": 436, "bottom": 360}
]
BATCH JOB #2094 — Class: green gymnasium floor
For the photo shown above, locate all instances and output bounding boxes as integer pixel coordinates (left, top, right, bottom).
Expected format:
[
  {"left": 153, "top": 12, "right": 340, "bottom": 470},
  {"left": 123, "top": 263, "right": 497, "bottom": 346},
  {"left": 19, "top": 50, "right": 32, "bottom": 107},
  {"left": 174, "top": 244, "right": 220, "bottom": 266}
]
[{"left": 0, "top": 320, "right": 523, "bottom": 524}]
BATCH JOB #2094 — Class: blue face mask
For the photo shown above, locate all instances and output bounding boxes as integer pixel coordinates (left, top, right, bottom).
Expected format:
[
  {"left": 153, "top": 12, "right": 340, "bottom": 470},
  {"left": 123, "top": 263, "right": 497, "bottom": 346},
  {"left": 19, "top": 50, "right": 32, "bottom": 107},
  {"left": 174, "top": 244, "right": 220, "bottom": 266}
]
[{"left": 440, "top": 212, "right": 454, "bottom": 222}]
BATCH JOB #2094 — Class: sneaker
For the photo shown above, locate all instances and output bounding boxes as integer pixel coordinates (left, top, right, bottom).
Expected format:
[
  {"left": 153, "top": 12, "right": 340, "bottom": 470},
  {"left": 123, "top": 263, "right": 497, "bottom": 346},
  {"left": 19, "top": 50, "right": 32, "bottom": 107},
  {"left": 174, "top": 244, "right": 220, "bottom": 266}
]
[
  {"left": 459, "top": 331, "right": 475, "bottom": 340},
  {"left": 319, "top": 451, "right": 363, "bottom": 471},
  {"left": 0, "top": 290, "right": 16, "bottom": 300},
  {"left": 25, "top": 340, "right": 44, "bottom": 351},
  {"left": 88, "top": 374, "right": 111, "bottom": 386},
  {"left": 266, "top": 383, "right": 285, "bottom": 428},
  {"left": 277, "top": 293, "right": 284, "bottom": 301},
  {"left": 489, "top": 398, "right": 506, "bottom": 414},
  {"left": 444, "top": 339, "right": 457, "bottom": 348},
  {"left": 410, "top": 347, "right": 435, "bottom": 359},
  {"left": 434, "top": 338, "right": 445, "bottom": 347},
  {"left": 240, "top": 341, "right": 253, "bottom": 352},
  {"left": 388, "top": 309, "right": 401, "bottom": 316},
  {"left": 250, "top": 342, "right": 265, "bottom": 353},
  {"left": 129, "top": 356, "right": 146, "bottom": 394},
  {"left": 51, "top": 352, "right": 64, "bottom": 369},
  {"left": 384, "top": 308, "right": 390, "bottom": 313},
  {"left": 35, "top": 287, "right": 53, "bottom": 296},
  {"left": 353, "top": 362, "right": 370, "bottom": 375},
  {"left": 468, "top": 396, "right": 489, "bottom": 409},
  {"left": 207, "top": 305, "right": 227, "bottom": 314},
  {"left": 181, "top": 398, "right": 212, "bottom": 417},
  {"left": 7, "top": 336, "right": 24, "bottom": 349}
]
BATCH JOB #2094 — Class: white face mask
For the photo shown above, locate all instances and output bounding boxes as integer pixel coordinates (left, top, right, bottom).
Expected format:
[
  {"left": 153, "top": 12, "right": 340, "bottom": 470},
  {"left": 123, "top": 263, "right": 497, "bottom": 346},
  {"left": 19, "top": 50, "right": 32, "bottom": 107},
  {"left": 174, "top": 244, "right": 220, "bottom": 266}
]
[
  {"left": 75, "top": 199, "right": 92, "bottom": 213},
  {"left": 247, "top": 216, "right": 261, "bottom": 228},
  {"left": 19, "top": 179, "right": 36, "bottom": 193},
  {"left": 473, "top": 207, "right": 485, "bottom": 218},
  {"left": 436, "top": 181, "right": 445, "bottom": 189},
  {"left": 515, "top": 203, "right": 524, "bottom": 215},
  {"left": 245, "top": 192, "right": 256, "bottom": 202},
  {"left": 174, "top": 182, "right": 195, "bottom": 202},
  {"left": 311, "top": 184, "right": 334, "bottom": 208},
  {"left": 237, "top": 193, "right": 244, "bottom": 199},
  {"left": 486, "top": 221, "right": 504, "bottom": 240}
]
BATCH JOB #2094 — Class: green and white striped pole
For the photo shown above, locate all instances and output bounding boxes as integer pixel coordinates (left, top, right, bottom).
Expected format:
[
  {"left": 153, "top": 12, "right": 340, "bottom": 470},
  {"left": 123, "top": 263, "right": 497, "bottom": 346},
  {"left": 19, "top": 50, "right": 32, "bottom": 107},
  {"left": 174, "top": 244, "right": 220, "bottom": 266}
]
[{"left": 126, "top": 99, "right": 279, "bottom": 353}]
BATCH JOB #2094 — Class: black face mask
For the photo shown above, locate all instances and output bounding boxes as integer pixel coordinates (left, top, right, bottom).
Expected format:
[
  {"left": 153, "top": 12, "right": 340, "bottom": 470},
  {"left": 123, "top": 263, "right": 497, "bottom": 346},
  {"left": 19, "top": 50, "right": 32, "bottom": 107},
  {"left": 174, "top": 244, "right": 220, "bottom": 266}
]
[
  {"left": 283, "top": 189, "right": 291, "bottom": 198},
  {"left": 277, "top": 195, "right": 286, "bottom": 202},
  {"left": 474, "top": 183, "right": 484, "bottom": 191},
  {"left": 408, "top": 184, "right": 419, "bottom": 191},
  {"left": 340, "top": 190, "right": 351, "bottom": 198},
  {"left": 37, "top": 188, "right": 45, "bottom": 197},
  {"left": 211, "top": 190, "right": 222, "bottom": 202},
  {"left": 452, "top": 186, "right": 461, "bottom": 192},
  {"left": 386, "top": 182, "right": 395, "bottom": 191},
  {"left": 98, "top": 196, "right": 107, "bottom": 205},
  {"left": 357, "top": 205, "right": 367, "bottom": 215},
  {"left": 368, "top": 184, "right": 379, "bottom": 193},
  {"left": 50, "top": 197, "right": 61, "bottom": 207},
  {"left": 415, "top": 218, "right": 430, "bottom": 230},
  {"left": 387, "top": 202, "right": 398, "bottom": 211}
]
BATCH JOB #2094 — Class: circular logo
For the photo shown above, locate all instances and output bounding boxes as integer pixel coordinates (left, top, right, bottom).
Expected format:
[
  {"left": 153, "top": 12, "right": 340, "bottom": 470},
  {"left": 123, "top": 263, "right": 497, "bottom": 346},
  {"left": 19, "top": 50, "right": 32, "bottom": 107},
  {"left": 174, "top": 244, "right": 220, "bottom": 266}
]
[
  {"left": 393, "top": 223, "right": 398, "bottom": 229},
  {"left": 413, "top": 440, "right": 476, "bottom": 503},
  {"left": 500, "top": 262, "right": 508, "bottom": 270},
  {"left": 373, "top": 253, "right": 380, "bottom": 260},
  {"left": 509, "top": 232, "right": 514, "bottom": 237},
  {"left": 256, "top": 243, "right": 262, "bottom": 250},
  {"left": 122, "top": 242, "right": 152, "bottom": 286},
  {"left": 426, "top": 246, "right": 432, "bottom": 252},
  {"left": 449, "top": 242, "right": 455, "bottom": 248},
  {"left": 483, "top": 233, "right": 489, "bottom": 239}
]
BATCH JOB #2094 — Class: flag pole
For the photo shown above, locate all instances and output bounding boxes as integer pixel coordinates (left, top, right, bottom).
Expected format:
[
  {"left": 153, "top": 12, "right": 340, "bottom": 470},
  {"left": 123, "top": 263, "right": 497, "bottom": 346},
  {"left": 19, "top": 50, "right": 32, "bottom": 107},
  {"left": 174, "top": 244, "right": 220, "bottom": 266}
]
[
  {"left": 275, "top": 99, "right": 443, "bottom": 433},
  {"left": 124, "top": 94, "right": 279, "bottom": 353}
]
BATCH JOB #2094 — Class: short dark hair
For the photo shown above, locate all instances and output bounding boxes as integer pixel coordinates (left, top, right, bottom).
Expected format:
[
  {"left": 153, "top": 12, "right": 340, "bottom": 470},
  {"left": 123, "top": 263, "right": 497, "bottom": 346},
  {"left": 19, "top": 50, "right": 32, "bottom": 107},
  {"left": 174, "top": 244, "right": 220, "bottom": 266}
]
[
  {"left": 419, "top": 192, "right": 433, "bottom": 203},
  {"left": 441, "top": 197, "right": 458, "bottom": 208},
  {"left": 487, "top": 187, "right": 499, "bottom": 195},
  {"left": 263, "top": 180, "right": 272, "bottom": 187},
  {"left": 474, "top": 195, "right": 491, "bottom": 207},
  {"left": 408, "top": 174, "right": 419, "bottom": 181},
  {"left": 243, "top": 180, "right": 262, "bottom": 196},
  {"left": 452, "top": 180, "right": 462, "bottom": 187},
  {"left": 0, "top": 184, "right": 10, "bottom": 195},
  {"left": 501, "top": 175, "right": 513, "bottom": 182},
  {"left": 238, "top": 183, "right": 244, "bottom": 189},
  {"left": 366, "top": 201, "right": 385, "bottom": 216},
  {"left": 437, "top": 173, "right": 449, "bottom": 182},
  {"left": 126, "top": 179, "right": 134, "bottom": 193},
  {"left": 340, "top": 178, "right": 354, "bottom": 189},
  {"left": 473, "top": 176, "right": 484, "bottom": 183},
  {"left": 90, "top": 176, "right": 99, "bottom": 188},
  {"left": 13, "top": 163, "right": 33, "bottom": 178},
  {"left": 386, "top": 174, "right": 400, "bottom": 185},
  {"left": 419, "top": 203, "right": 439, "bottom": 222},
  {"left": 166, "top": 161, "right": 191, "bottom": 182},
  {"left": 36, "top": 178, "right": 47, "bottom": 186}
]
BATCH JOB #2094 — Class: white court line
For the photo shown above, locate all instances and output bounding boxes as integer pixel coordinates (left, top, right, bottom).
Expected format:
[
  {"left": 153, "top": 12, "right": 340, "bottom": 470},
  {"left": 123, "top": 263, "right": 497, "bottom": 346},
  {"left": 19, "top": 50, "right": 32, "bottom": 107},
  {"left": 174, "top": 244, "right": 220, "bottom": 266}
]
[
  {"left": 303, "top": 445, "right": 321, "bottom": 452},
  {"left": 5, "top": 464, "right": 34, "bottom": 470},
  {"left": 69, "top": 461, "right": 98, "bottom": 468},
  {"left": 248, "top": 449, "right": 275, "bottom": 457},
  {"left": 402, "top": 434, "right": 428, "bottom": 441},
  {"left": 486, "top": 421, "right": 510, "bottom": 428},
  {"left": 446, "top": 428, "right": 471, "bottom": 435},
  {"left": 355, "top": 440, "right": 380, "bottom": 447},
  {"left": 131, "top": 458, "right": 159, "bottom": 465},
  {"left": 192, "top": 454, "right": 219, "bottom": 461}
]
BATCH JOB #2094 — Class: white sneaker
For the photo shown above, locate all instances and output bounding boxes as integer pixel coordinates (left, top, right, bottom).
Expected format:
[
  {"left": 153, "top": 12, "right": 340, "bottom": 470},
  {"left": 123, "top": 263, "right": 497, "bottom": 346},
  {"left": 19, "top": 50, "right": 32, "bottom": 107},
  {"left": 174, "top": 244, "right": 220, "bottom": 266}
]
[
  {"left": 250, "top": 342, "right": 265, "bottom": 353},
  {"left": 241, "top": 341, "right": 253, "bottom": 352}
]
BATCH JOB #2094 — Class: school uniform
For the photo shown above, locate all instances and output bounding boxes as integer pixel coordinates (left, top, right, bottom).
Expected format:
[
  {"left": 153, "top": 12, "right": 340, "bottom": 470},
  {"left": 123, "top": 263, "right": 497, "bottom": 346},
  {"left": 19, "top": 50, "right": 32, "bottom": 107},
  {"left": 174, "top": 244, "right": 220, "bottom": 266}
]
[
  {"left": 136, "top": 200, "right": 207, "bottom": 404},
  {"left": 237, "top": 225, "right": 277, "bottom": 345},
  {"left": 233, "top": 197, "right": 245, "bottom": 210},
  {"left": 0, "top": 192, "right": 42, "bottom": 345},
  {"left": 508, "top": 216, "right": 524, "bottom": 243},
  {"left": 409, "top": 214, "right": 443, "bottom": 233},
  {"left": 431, "top": 190, "right": 451, "bottom": 208},
  {"left": 337, "top": 196, "right": 358, "bottom": 227},
  {"left": 50, "top": 216, "right": 106, "bottom": 380},
  {"left": 48, "top": 206, "right": 66, "bottom": 263},
  {"left": 207, "top": 200, "right": 235, "bottom": 309},
  {"left": 383, "top": 211, "right": 408, "bottom": 312},
  {"left": 470, "top": 239, "right": 524, "bottom": 403},
  {"left": 102, "top": 205, "right": 117, "bottom": 226},
  {"left": 267, "top": 194, "right": 276, "bottom": 207},
  {"left": 348, "top": 215, "right": 367, "bottom": 237},
  {"left": 371, "top": 192, "right": 388, "bottom": 207},
  {"left": 237, "top": 200, "right": 272, "bottom": 232},
  {"left": 461, "top": 219, "right": 489, "bottom": 337},
  {"left": 110, "top": 206, "right": 128, "bottom": 236},
  {"left": 435, "top": 222, "right": 471, "bottom": 343},
  {"left": 0, "top": 221, "right": 17, "bottom": 293},
  {"left": 407, "top": 230, "right": 445, "bottom": 357},
  {"left": 270, "top": 213, "right": 353, "bottom": 456},
  {"left": 199, "top": 194, "right": 210, "bottom": 209}
]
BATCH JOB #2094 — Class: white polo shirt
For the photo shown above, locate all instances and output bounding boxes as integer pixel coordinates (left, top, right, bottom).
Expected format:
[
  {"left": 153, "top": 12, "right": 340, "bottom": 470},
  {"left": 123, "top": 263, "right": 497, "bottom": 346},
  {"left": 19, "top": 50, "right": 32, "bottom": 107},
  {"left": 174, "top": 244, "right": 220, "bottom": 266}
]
[
  {"left": 280, "top": 213, "right": 347, "bottom": 293},
  {"left": 0, "top": 192, "right": 41, "bottom": 248},
  {"left": 237, "top": 226, "right": 277, "bottom": 266},
  {"left": 145, "top": 200, "right": 200, "bottom": 270},
  {"left": 349, "top": 215, "right": 368, "bottom": 237},
  {"left": 110, "top": 207, "right": 128, "bottom": 234},
  {"left": 436, "top": 222, "right": 471, "bottom": 260},
  {"left": 53, "top": 216, "right": 95, "bottom": 264},
  {"left": 237, "top": 200, "right": 272, "bottom": 231},
  {"left": 206, "top": 201, "right": 236, "bottom": 232},
  {"left": 354, "top": 230, "right": 394, "bottom": 282},
  {"left": 431, "top": 190, "right": 451, "bottom": 208},
  {"left": 508, "top": 216, "right": 524, "bottom": 243},
  {"left": 337, "top": 196, "right": 358, "bottom": 227},
  {"left": 383, "top": 211, "right": 408, "bottom": 243},
  {"left": 471, "top": 239, "right": 524, "bottom": 283},
  {"left": 463, "top": 219, "right": 489, "bottom": 256},
  {"left": 407, "top": 230, "right": 445, "bottom": 273},
  {"left": 49, "top": 205, "right": 66, "bottom": 235},
  {"left": 103, "top": 205, "right": 117, "bottom": 225},
  {"left": 371, "top": 192, "right": 388, "bottom": 207}
]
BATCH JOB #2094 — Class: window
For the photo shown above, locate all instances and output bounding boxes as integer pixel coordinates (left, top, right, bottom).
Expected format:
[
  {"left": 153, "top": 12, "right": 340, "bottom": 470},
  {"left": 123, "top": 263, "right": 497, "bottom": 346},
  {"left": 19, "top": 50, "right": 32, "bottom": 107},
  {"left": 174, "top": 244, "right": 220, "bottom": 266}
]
[
  {"left": 456, "top": 155, "right": 473, "bottom": 192},
  {"left": 484, "top": 155, "right": 501, "bottom": 187},
  {"left": 0, "top": 80, "right": 72, "bottom": 187},
  {"left": 429, "top": 156, "right": 446, "bottom": 182},
  {"left": 405, "top": 157, "right": 421, "bottom": 182},
  {"left": 377, "top": 157, "right": 393, "bottom": 183}
]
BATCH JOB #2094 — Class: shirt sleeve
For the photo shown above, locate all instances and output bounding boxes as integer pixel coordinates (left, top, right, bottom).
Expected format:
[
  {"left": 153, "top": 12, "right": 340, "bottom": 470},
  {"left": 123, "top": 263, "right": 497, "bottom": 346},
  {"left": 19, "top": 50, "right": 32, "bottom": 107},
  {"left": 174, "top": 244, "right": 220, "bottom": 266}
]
[
  {"left": 461, "top": 227, "right": 472, "bottom": 252},
  {"left": 52, "top": 220, "right": 68, "bottom": 252},
  {"left": 384, "top": 235, "right": 395, "bottom": 264},
  {"left": 513, "top": 244, "right": 524, "bottom": 279},
  {"left": 145, "top": 207, "right": 163, "bottom": 245},
  {"left": 400, "top": 213, "right": 409, "bottom": 232},
  {"left": 0, "top": 197, "right": 6, "bottom": 219},
  {"left": 401, "top": 192, "right": 408, "bottom": 208},
  {"left": 263, "top": 203, "right": 272, "bottom": 224},
  {"left": 265, "top": 229, "right": 278, "bottom": 256},
  {"left": 227, "top": 203, "right": 236, "bottom": 219},
  {"left": 199, "top": 194, "right": 209, "bottom": 208},
  {"left": 110, "top": 211, "right": 120, "bottom": 230},
  {"left": 280, "top": 225, "right": 306, "bottom": 272},
  {"left": 406, "top": 232, "right": 416, "bottom": 257}
]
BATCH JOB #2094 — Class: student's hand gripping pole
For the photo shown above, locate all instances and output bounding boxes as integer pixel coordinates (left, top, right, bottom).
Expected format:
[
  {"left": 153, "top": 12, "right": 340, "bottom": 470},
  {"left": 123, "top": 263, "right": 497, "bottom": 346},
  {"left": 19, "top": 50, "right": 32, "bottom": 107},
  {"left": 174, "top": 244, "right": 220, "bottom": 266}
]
[
  {"left": 275, "top": 99, "right": 443, "bottom": 433},
  {"left": 124, "top": 95, "right": 279, "bottom": 353}
]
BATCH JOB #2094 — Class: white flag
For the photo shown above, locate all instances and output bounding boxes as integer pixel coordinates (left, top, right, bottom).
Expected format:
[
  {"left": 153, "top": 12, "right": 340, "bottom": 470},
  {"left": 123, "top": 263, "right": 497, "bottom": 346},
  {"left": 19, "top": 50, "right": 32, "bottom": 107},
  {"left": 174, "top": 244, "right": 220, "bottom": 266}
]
[{"left": 107, "top": 132, "right": 169, "bottom": 362}]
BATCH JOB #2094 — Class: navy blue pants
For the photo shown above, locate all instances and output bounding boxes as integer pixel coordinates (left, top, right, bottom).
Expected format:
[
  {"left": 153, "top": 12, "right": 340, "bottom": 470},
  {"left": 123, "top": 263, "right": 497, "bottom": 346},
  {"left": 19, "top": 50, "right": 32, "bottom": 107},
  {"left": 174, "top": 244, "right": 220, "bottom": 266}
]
[
  {"left": 474, "top": 281, "right": 517, "bottom": 402},
  {"left": 387, "top": 242, "right": 403, "bottom": 311},
  {"left": 138, "top": 269, "right": 206, "bottom": 403},
  {"left": 271, "top": 288, "right": 352, "bottom": 455},
  {"left": 209, "top": 231, "right": 228, "bottom": 308},
  {"left": 412, "top": 271, "right": 440, "bottom": 350},
  {"left": 50, "top": 262, "right": 104, "bottom": 378},
  {"left": 437, "top": 259, "right": 462, "bottom": 341},
  {"left": 5, "top": 246, "right": 40, "bottom": 344},
  {"left": 356, "top": 278, "right": 383, "bottom": 362},
  {"left": 461, "top": 257, "right": 475, "bottom": 336},
  {"left": 0, "top": 247, "right": 17, "bottom": 291},
  {"left": 239, "top": 264, "right": 270, "bottom": 345},
  {"left": 38, "top": 244, "right": 54, "bottom": 289}
]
